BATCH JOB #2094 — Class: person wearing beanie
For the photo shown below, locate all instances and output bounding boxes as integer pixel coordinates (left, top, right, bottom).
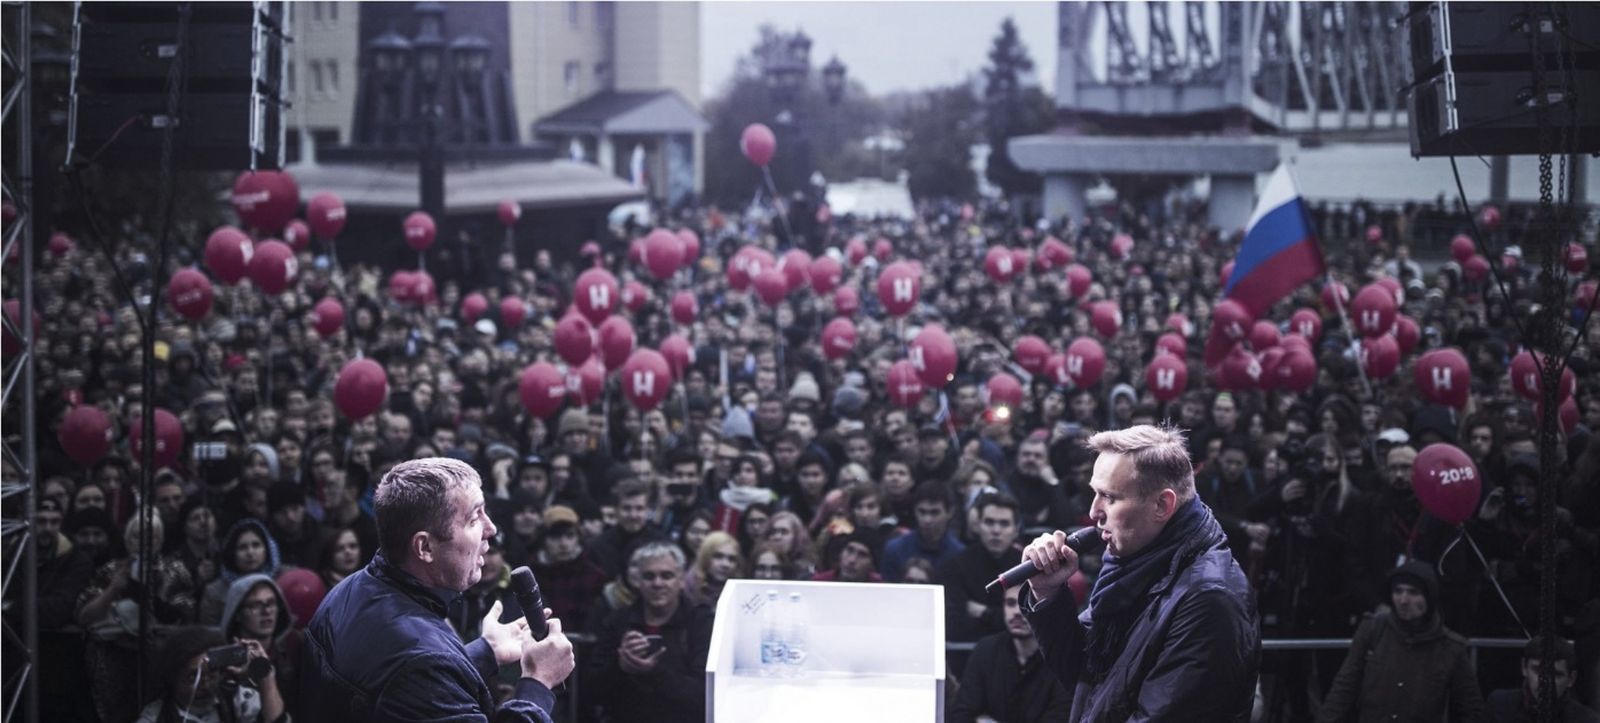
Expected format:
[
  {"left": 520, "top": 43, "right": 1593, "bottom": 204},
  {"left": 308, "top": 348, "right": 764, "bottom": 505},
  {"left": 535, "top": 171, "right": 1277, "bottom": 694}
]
[
  {"left": 1317, "top": 560, "right": 1486, "bottom": 722},
  {"left": 528, "top": 505, "right": 608, "bottom": 630},
  {"left": 811, "top": 530, "right": 883, "bottom": 583},
  {"left": 266, "top": 482, "right": 319, "bottom": 569}
]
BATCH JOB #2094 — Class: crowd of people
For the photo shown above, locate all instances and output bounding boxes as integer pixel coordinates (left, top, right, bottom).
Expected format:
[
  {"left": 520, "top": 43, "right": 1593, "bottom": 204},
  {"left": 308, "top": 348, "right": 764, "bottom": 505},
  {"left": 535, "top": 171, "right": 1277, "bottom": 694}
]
[{"left": 4, "top": 187, "right": 1599, "bottom": 722}]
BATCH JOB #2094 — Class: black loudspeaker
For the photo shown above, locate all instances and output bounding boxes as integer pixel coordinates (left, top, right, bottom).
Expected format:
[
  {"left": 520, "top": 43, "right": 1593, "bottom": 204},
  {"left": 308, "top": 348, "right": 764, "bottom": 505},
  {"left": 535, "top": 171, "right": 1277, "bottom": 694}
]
[
  {"left": 1406, "top": 2, "right": 1600, "bottom": 157},
  {"left": 71, "top": 2, "right": 288, "bottom": 170}
]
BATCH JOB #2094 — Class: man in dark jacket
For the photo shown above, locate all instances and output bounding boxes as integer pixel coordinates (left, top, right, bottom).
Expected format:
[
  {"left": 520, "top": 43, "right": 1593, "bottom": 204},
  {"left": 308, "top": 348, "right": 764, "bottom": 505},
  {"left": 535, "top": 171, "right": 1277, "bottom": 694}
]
[
  {"left": 950, "top": 584, "right": 1074, "bottom": 722},
  {"left": 1486, "top": 636, "right": 1599, "bottom": 722},
  {"left": 301, "top": 458, "right": 574, "bottom": 722},
  {"left": 1020, "top": 425, "right": 1259, "bottom": 721},
  {"left": 589, "top": 541, "right": 714, "bottom": 723}
]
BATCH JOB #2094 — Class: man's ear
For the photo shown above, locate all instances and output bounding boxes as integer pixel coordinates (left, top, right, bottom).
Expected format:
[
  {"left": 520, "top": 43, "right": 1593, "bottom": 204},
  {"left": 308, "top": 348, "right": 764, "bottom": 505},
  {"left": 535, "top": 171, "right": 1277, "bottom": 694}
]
[
  {"left": 1154, "top": 489, "right": 1179, "bottom": 522},
  {"left": 411, "top": 531, "right": 434, "bottom": 564}
]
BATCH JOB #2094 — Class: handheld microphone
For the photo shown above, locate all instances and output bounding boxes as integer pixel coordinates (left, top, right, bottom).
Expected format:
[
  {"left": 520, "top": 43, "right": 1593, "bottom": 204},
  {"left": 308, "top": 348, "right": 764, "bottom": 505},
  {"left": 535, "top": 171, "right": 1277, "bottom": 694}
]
[
  {"left": 509, "top": 566, "right": 549, "bottom": 640},
  {"left": 985, "top": 526, "right": 1103, "bottom": 595}
]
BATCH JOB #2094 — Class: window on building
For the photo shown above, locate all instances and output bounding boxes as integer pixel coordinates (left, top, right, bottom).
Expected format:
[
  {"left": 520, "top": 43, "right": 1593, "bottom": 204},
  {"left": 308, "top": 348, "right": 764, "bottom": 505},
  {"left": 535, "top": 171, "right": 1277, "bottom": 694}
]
[
  {"left": 567, "top": 1, "right": 580, "bottom": 27},
  {"left": 328, "top": 2, "right": 337, "bottom": 21},
  {"left": 596, "top": 2, "right": 613, "bottom": 29},
  {"left": 327, "top": 60, "right": 339, "bottom": 94},
  {"left": 311, "top": 60, "right": 324, "bottom": 94},
  {"left": 564, "top": 61, "right": 581, "bottom": 96},
  {"left": 595, "top": 62, "right": 612, "bottom": 91},
  {"left": 312, "top": 2, "right": 322, "bottom": 22}
]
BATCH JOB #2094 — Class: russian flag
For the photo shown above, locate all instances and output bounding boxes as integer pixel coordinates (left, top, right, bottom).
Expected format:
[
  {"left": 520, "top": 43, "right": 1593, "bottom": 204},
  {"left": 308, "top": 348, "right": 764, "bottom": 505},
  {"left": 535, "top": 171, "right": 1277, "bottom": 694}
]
[{"left": 1224, "top": 164, "right": 1326, "bottom": 316}]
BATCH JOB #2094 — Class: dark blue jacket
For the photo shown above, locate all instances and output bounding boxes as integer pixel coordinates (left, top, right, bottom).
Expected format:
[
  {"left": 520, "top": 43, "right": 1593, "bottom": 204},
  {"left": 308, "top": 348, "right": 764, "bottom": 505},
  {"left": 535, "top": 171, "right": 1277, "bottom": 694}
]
[
  {"left": 299, "top": 551, "right": 556, "bottom": 723},
  {"left": 1022, "top": 522, "right": 1259, "bottom": 721}
]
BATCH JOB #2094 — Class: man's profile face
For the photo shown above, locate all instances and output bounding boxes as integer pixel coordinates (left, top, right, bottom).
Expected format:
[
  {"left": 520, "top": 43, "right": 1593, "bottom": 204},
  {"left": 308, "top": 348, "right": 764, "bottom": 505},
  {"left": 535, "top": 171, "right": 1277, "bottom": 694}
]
[
  {"left": 1088, "top": 453, "right": 1164, "bottom": 557},
  {"left": 432, "top": 483, "right": 494, "bottom": 591}
]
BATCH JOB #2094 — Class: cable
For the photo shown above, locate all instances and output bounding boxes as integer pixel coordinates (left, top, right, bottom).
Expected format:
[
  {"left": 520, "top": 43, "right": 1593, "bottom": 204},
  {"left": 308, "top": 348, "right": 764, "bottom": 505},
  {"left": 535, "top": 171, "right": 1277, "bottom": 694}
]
[{"left": 1446, "top": 155, "right": 1529, "bottom": 343}]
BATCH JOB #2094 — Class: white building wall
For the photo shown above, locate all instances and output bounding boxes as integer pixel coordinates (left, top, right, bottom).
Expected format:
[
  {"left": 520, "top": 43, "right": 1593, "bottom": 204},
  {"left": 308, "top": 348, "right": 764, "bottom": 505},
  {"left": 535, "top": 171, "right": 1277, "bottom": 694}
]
[{"left": 287, "top": 1, "right": 361, "bottom": 144}]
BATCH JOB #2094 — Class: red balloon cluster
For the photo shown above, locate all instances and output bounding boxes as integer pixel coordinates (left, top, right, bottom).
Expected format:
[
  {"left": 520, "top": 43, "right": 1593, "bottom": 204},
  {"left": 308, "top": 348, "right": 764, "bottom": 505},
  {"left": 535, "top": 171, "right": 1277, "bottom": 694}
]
[
  {"left": 1109, "top": 233, "right": 1134, "bottom": 259},
  {"left": 779, "top": 249, "right": 812, "bottom": 292},
  {"left": 1038, "top": 237, "right": 1073, "bottom": 270},
  {"left": 753, "top": 268, "right": 789, "bottom": 307},
  {"left": 677, "top": 229, "right": 701, "bottom": 262},
  {"left": 500, "top": 296, "right": 526, "bottom": 330},
  {"left": 727, "top": 246, "right": 775, "bottom": 291},
  {"left": 1359, "top": 335, "right": 1401, "bottom": 379},
  {"left": 565, "top": 359, "right": 606, "bottom": 406},
  {"left": 1290, "top": 308, "right": 1322, "bottom": 342},
  {"left": 660, "top": 335, "right": 695, "bottom": 380},
  {"left": 1450, "top": 235, "right": 1476, "bottom": 263},
  {"left": 886, "top": 360, "right": 925, "bottom": 408},
  {"left": 622, "top": 280, "right": 650, "bottom": 313},
  {"left": 554, "top": 315, "right": 594, "bottom": 366},
  {"left": 1155, "top": 332, "right": 1187, "bottom": 359},
  {"left": 1564, "top": 243, "right": 1589, "bottom": 274},
  {"left": 1463, "top": 255, "right": 1490, "bottom": 283},
  {"left": 1213, "top": 299, "right": 1253, "bottom": 342},
  {"left": 598, "top": 316, "right": 636, "bottom": 369},
  {"left": 1320, "top": 281, "right": 1350, "bottom": 313},
  {"left": 1249, "top": 320, "right": 1279, "bottom": 350}
]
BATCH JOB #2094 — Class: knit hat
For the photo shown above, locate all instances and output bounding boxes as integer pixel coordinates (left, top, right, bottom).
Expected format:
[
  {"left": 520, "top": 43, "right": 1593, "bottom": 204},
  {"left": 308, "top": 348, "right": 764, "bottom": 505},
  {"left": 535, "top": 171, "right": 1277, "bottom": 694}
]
[
  {"left": 789, "top": 372, "right": 821, "bottom": 404},
  {"left": 557, "top": 408, "right": 588, "bottom": 437},
  {"left": 832, "top": 384, "right": 868, "bottom": 419},
  {"left": 1387, "top": 560, "right": 1438, "bottom": 613},
  {"left": 720, "top": 406, "right": 756, "bottom": 441},
  {"left": 543, "top": 504, "right": 579, "bottom": 528}
]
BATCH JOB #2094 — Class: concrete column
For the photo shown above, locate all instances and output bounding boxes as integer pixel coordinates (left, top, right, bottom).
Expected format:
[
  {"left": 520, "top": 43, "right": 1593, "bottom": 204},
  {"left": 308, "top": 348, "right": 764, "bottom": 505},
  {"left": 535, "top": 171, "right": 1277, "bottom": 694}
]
[
  {"left": 1570, "top": 153, "right": 1587, "bottom": 207},
  {"left": 1489, "top": 156, "right": 1509, "bottom": 203},
  {"left": 598, "top": 134, "right": 616, "bottom": 177},
  {"left": 1209, "top": 174, "right": 1257, "bottom": 233},
  {"left": 1043, "top": 173, "right": 1089, "bottom": 225}
]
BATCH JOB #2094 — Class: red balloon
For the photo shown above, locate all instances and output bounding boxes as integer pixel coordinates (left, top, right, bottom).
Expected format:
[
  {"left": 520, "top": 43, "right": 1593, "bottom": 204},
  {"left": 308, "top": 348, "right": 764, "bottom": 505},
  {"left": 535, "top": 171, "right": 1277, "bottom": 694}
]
[
  {"left": 1064, "top": 264, "right": 1092, "bottom": 299},
  {"left": 886, "top": 360, "right": 925, "bottom": 408},
  {"left": 741, "top": 123, "right": 777, "bottom": 166},
  {"left": 1110, "top": 233, "right": 1134, "bottom": 259},
  {"left": 984, "top": 246, "right": 1018, "bottom": 283},
  {"left": 232, "top": 170, "right": 299, "bottom": 234},
  {"left": 204, "top": 226, "right": 254, "bottom": 284},
  {"left": 403, "top": 211, "right": 437, "bottom": 252},
  {"left": 553, "top": 315, "right": 594, "bottom": 366},
  {"left": 754, "top": 268, "right": 789, "bottom": 307},
  {"left": 1, "top": 201, "right": 13, "bottom": 227},
  {"left": 1165, "top": 313, "right": 1191, "bottom": 336},
  {"left": 1360, "top": 334, "right": 1401, "bottom": 379},
  {"left": 499, "top": 296, "right": 527, "bottom": 330},
  {"left": 986, "top": 373, "right": 1024, "bottom": 409},
  {"left": 1364, "top": 225, "right": 1383, "bottom": 245},
  {"left": 821, "top": 317, "right": 857, "bottom": 360},
  {"left": 1463, "top": 254, "right": 1490, "bottom": 283},
  {"left": 306, "top": 192, "right": 347, "bottom": 239},
  {"left": 247, "top": 240, "right": 296, "bottom": 295},
  {"left": 670, "top": 291, "right": 698, "bottom": 326},
  {"left": 779, "top": 249, "right": 812, "bottom": 292},
  {"left": 620, "top": 349, "right": 672, "bottom": 411},
  {"left": 1576, "top": 280, "right": 1599, "bottom": 308},
  {"left": 5, "top": 301, "right": 39, "bottom": 355},
  {"left": 1415, "top": 348, "right": 1471, "bottom": 409},
  {"left": 909, "top": 325, "right": 958, "bottom": 387},
  {"left": 1258, "top": 348, "right": 1285, "bottom": 391},
  {"left": 1564, "top": 243, "right": 1589, "bottom": 274},
  {"left": 1280, "top": 333, "right": 1312, "bottom": 356},
  {"left": 1090, "top": 301, "right": 1122, "bottom": 338},
  {"left": 573, "top": 268, "right": 620, "bottom": 324},
  {"left": 519, "top": 362, "right": 567, "bottom": 419},
  {"left": 643, "top": 228, "right": 683, "bottom": 280},
  {"left": 1011, "top": 248, "right": 1031, "bottom": 275},
  {"left": 276, "top": 569, "right": 326, "bottom": 633},
  {"left": 1351, "top": 284, "right": 1398, "bottom": 338},
  {"left": 1376, "top": 277, "right": 1404, "bottom": 307},
  {"left": 809, "top": 255, "right": 842, "bottom": 295},
  {"left": 1538, "top": 396, "right": 1579, "bottom": 435},
  {"left": 409, "top": 270, "right": 437, "bottom": 306},
  {"left": 167, "top": 268, "right": 214, "bottom": 320},
  {"left": 1450, "top": 235, "right": 1476, "bottom": 262},
  {"left": 1012, "top": 335, "right": 1051, "bottom": 375},
  {"left": 1500, "top": 252, "right": 1520, "bottom": 273},
  {"left": 49, "top": 231, "right": 75, "bottom": 257},
  {"left": 833, "top": 286, "right": 860, "bottom": 317},
  {"left": 728, "top": 246, "right": 774, "bottom": 292},
  {"left": 461, "top": 292, "right": 489, "bottom": 323},
  {"left": 845, "top": 237, "right": 868, "bottom": 266},
  {"left": 1063, "top": 337, "right": 1107, "bottom": 389},
  {"left": 1212, "top": 299, "right": 1254, "bottom": 342},
  {"left": 1478, "top": 205, "right": 1501, "bottom": 231},
  {"left": 1412, "top": 444, "right": 1481, "bottom": 525},
  {"left": 660, "top": 335, "right": 696, "bottom": 380},
  {"left": 1393, "top": 315, "right": 1420, "bottom": 356},
  {"left": 59, "top": 406, "right": 113, "bottom": 466},
  {"left": 1219, "top": 260, "right": 1235, "bottom": 289},
  {"left": 1203, "top": 334, "right": 1235, "bottom": 369},
  {"left": 676, "top": 229, "right": 701, "bottom": 262},
  {"left": 1155, "top": 332, "right": 1187, "bottom": 358},
  {"left": 498, "top": 199, "right": 522, "bottom": 228},
  {"left": 599, "top": 316, "right": 636, "bottom": 370},
  {"left": 1219, "top": 346, "right": 1263, "bottom": 391},
  {"left": 1275, "top": 349, "right": 1317, "bottom": 392},
  {"left": 1145, "top": 353, "right": 1188, "bottom": 402},
  {"left": 565, "top": 359, "right": 606, "bottom": 406},
  {"left": 283, "top": 219, "right": 312, "bottom": 251},
  {"left": 1320, "top": 281, "right": 1350, "bottom": 313},
  {"left": 1509, "top": 350, "right": 1575, "bottom": 402},
  {"left": 877, "top": 261, "right": 921, "bottom": 317},
  {"left": 1249, "top": 320, "right": 1280, "bottom": 350},
  {"left": 1290, "top": 308, "right": 1322, "bottom": 341},
  {"left": 628, "top": 238, "right": 644, "bottom": 267},
  {"left": 873, "top": 237, "right": 893, "bottom": 262},
  {"left": 622, "top": 280, "right": 650, "bottom": 313},
  {"left": 334, "top": 359, "right": 388, "bottom": 420},
  {"left": 388, "top": 270, "right": 417, "bottom": 304},
  {"left": 130, "top": 408, "right": 183, "bottom": 469},
  {"left": 1038, "top": 237, "right": 1073, "bottom": 269},
  {"left": 310, "top": 297, "right": 344, "bottom": 338}
]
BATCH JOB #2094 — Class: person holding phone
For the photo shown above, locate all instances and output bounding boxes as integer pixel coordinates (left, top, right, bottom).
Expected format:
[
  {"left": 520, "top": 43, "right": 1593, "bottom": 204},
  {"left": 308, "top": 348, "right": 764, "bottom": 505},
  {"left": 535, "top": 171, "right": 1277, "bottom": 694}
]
[
  {"left": 136, "top": 626, "right": 286, "bottom": 723},
  {"left": 590, "top": 542, "right": 715, "bottom": 723}
]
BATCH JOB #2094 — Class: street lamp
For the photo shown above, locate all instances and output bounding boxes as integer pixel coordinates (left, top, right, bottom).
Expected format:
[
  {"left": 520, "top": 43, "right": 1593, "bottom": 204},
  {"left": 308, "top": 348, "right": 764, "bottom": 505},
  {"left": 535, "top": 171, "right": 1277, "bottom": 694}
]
[{"left": 822, "top": 56, "right": 847, "bottom": 106}]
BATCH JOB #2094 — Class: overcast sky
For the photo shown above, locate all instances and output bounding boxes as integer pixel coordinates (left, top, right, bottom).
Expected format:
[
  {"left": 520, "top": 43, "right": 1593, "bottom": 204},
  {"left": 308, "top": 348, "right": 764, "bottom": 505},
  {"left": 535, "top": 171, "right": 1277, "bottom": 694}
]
[{"left": 700, "top": 1, "right": 1059, "bottom": 98}]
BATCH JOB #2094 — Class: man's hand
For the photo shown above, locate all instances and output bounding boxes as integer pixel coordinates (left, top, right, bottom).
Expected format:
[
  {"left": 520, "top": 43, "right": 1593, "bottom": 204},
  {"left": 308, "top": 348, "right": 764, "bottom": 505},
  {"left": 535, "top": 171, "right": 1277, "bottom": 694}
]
[
  {"left": 617, "top": 631, "right": 664, "bottom": 675},
  {"left": 1244, "top": 523, "right": 1271, "bottom": 544},
  {"left": 481, "top": 600, "right": 532, "bottom": 666},
  {"left": 521, "top": 617, "right": 575, "bottom": 689},
  {"left": 1020, "top": 530, "right": 1079, "bottom": 603},
  {"left": 965, "top": 600, "right": 987, "bottom": 619},
  {"left": 1279, "top": 478, "right": 1307, "bottom": 504}
]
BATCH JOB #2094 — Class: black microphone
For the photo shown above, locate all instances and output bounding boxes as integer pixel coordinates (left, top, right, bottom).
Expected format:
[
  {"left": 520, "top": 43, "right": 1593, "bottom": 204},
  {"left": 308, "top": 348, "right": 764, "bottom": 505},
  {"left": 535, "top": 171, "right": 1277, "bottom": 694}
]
[
  {"left": 985, "top": 526, "right": 1103, "bottom": 595},
  {"left": 509, "top": 566, "right": 549, "bottom": 640}
]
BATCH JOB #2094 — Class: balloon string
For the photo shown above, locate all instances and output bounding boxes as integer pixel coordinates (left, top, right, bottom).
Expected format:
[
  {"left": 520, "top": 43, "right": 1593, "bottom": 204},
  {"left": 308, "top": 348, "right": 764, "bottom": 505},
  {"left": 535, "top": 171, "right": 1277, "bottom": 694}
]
[
  {"left": 1456, "top": 526, "right": 1532, "bottom": 639},
  {"left": 761, "top": 166, "right": 797, "bottom": 247}
]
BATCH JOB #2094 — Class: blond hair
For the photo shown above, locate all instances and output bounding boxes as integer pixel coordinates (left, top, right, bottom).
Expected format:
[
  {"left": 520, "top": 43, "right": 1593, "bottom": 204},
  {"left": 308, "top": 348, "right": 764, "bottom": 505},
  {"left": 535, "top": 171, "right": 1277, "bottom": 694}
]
[{"left": 1086, "top": 424, "right": 1195, "bottom": 503}]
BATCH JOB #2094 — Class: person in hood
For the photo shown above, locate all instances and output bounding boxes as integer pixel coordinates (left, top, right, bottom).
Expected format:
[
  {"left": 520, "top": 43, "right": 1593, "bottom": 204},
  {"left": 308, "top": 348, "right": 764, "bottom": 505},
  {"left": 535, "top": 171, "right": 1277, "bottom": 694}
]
[
  {"left": 221, "top": 573, "right": 300, "bottom": 712},
  {"left": 1317, "top": 561, "right": 1488, "bottom": 721},
  {"left": 201, "top": 518, "right": 282, "bottom": 626}
]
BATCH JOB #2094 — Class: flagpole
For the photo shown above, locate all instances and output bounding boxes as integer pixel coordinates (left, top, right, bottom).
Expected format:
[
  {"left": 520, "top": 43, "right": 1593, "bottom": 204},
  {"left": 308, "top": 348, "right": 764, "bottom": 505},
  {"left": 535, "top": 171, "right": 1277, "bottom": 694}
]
[{"left": 1282, "top": 159, "right": 1374, "bottom": 402}]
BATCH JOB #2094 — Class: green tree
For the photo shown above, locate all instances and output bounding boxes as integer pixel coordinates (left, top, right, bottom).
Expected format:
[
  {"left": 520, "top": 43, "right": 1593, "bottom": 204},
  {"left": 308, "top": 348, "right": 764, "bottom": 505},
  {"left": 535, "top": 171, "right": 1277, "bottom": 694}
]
[
  {"left": 702, "top": 26, "right": 885, "bottom": 208},
  {"left": 902, "top": 84, "right": 980, "bottom": 201},
  {"left": 982, "top": 18, "right": 1055, "bottom": 197}
]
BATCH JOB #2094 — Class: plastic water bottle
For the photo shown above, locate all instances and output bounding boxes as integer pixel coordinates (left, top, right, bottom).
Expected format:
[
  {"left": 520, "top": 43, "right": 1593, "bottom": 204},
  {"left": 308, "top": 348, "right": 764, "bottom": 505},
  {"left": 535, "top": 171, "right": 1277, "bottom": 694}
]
[
  {"left": 759, "top": 590, "right": 783, "bottom": 676},
  {"left": 783, "top": 592, "right": 808, "bottom": 677}
]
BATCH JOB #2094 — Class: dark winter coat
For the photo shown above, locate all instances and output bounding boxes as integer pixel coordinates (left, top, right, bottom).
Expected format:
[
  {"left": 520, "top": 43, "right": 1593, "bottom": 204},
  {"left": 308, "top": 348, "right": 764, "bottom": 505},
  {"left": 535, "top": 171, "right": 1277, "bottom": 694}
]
[{"left": 1316, "top": 610, "right": 1488, "bottom": 722}]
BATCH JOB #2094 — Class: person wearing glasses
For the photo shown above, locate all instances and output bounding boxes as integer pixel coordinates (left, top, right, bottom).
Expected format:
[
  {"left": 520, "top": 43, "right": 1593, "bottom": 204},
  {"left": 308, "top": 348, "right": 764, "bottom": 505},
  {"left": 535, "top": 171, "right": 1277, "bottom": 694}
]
[
  {"left": 590, "top": 542, "right": 715, "bottom": 723},
  {"left": 219, "top": 573, "right": 298, "bottom": 714}
]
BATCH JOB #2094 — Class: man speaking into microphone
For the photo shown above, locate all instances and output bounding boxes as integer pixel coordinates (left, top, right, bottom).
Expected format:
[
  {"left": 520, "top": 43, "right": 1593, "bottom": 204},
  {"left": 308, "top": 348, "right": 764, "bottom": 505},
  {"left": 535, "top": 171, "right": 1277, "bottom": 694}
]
[
  {"left": 1018, "top": 425, "right": 1259, "bottom": 721},
  {"left": 301, "top": 458, "right": 575, "bottom": 722}
]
